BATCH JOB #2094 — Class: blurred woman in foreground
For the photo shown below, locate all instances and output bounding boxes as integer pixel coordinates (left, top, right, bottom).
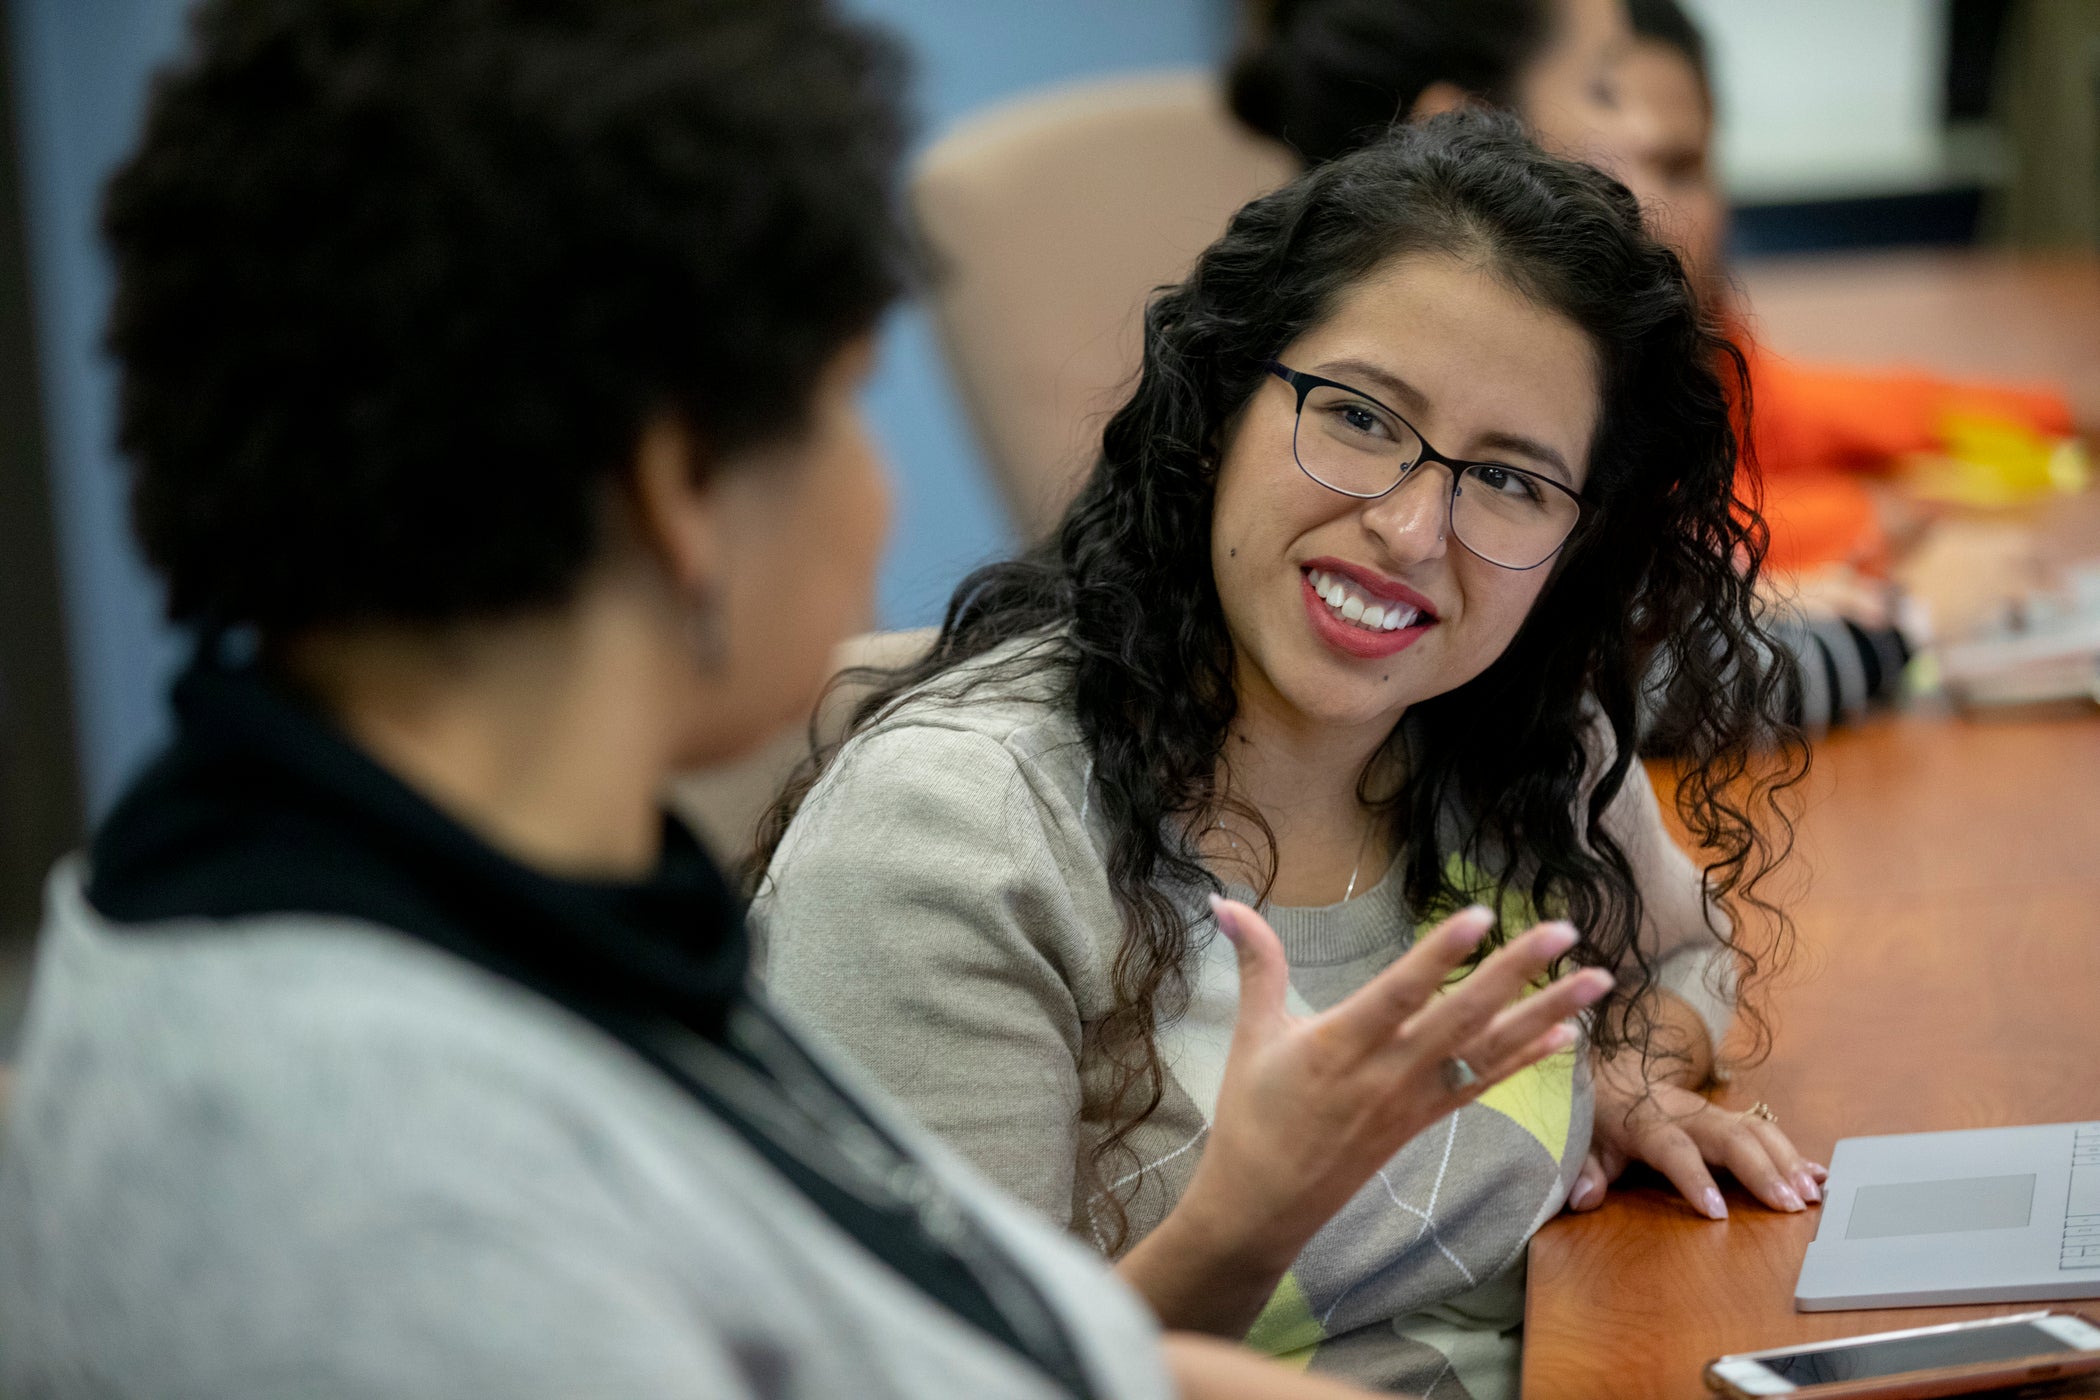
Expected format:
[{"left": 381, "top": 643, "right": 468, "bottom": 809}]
[{"left": 0, "top": 2, "right": 1550, "bottom": 1395}]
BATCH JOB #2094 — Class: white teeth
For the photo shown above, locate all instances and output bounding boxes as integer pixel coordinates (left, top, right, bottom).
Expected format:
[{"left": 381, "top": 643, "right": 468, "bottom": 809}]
[{"left": 1308, "top": 568, "right": 1426, "bottom": 634}]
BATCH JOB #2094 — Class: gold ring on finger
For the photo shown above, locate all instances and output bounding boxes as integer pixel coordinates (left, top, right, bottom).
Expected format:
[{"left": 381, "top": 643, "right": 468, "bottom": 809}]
[{"left": 1735, "top": 1100, "right": 1778, "bottom": 1127}]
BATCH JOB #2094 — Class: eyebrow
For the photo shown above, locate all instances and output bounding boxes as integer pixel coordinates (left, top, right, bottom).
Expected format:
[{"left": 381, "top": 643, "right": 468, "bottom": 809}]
[{"left": 1312, "top": 357, "right": 1580, "bottom": 486}]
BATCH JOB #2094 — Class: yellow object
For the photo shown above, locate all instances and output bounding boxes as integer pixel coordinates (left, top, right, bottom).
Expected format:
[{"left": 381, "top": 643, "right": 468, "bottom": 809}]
[
  {"left": 2049, "top": 437, "right": 2094, "bottom": 493},
  {"left": 1906, "top": 410, "right": 2092, "bottom": 507}
]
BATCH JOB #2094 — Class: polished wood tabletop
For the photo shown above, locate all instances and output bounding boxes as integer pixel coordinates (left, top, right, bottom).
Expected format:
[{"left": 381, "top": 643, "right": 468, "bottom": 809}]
[
  {"left": 1523, "top": 248, "right": 2100, "bottom": 1397},
  {"left": 1523, "top": 711, "right": 2100, "bottom": 1398}
]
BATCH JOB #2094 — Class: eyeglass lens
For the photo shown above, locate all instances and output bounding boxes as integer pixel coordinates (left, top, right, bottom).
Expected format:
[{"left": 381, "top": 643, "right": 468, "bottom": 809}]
[{"left": 1293, "top": 382, "right": 1578, "bottom": 569}]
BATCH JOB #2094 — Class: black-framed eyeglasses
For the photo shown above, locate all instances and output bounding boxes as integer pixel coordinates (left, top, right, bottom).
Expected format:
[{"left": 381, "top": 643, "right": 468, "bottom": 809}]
[{"left": 1266, "top": 360, "right": 1586, "bottom": 571}]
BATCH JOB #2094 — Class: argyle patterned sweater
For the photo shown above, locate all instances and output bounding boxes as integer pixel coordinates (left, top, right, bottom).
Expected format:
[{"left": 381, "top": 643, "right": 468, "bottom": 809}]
[{"left": 758, "top": 639, "right": 1733, "bottom": 1398}]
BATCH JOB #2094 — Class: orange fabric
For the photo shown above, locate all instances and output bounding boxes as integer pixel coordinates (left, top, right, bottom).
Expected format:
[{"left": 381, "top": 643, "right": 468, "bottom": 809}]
[
  {"left": 1744, "top": 340, "right": 2073, "bottom": 479},
  {"left": 1758, "top": 472, "right": 1886, "bottom": 576},
  {"left": 1724, "top": 325, "right": 2072, "bottom": 572}
]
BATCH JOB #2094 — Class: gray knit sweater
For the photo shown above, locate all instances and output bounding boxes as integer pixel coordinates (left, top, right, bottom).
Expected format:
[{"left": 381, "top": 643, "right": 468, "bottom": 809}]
[
  {"left": 756, "top": 640, "right": 1734, "bottom": 1400},
  {"left": 0, "top": 860, "right": 1171, "bottom": 1400}
]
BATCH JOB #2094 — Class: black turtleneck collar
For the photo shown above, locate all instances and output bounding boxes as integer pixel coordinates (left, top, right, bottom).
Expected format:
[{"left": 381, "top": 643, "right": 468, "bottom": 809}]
[{"left": 88, "top": 638, "right": 751, "bottom": 1043}]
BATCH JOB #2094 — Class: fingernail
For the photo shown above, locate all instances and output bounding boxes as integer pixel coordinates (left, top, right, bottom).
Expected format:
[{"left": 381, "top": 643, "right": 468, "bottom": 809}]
[
  {"left": 1700, "top": 1188, "right": 1728, "bottom": 1221},
  {"left": 1447, "top": 906, "right": 1493, "bottom": 948},
  {"left": 1537, "top": 921, "right": 1579, "bottom": 955},
  {"left": 1546, "top": 1023, "right": 1578, "bottom": 1052},
  {"left": 1809, "top": 1162, "right": 1830, "bottom": 1181},
  {"left": 1574, "top": 969, "right": 1615, "bottom": 1003},
  {"left": 1207, "top": 894, "right": 1241, "bottom": 944},
  {"left": 1569, "top": 1178, "right": 1598, "bottom": 1209},
  {"left": 1775, "top": 1183, "right": 1804, "bottom": 1212},
  {"left": 1796, "top": 1171, "right": 1822, "bottom": 1204}
]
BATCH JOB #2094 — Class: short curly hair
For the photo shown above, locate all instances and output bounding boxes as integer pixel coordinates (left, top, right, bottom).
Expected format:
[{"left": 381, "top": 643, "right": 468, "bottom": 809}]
[{"left": 105, "top": 0, "right": 909, "bottom": 632}]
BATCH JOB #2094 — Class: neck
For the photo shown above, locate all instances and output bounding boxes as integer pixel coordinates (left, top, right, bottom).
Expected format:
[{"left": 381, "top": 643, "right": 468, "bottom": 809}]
[
  {"left": 279, "top": 579, "right": 681, "bottom": 882},
  {"left": 1213, "top": 657, "right": 1402, "bottom": 906}
]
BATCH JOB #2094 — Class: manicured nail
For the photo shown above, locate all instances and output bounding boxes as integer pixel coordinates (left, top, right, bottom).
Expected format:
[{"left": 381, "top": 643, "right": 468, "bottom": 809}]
[
  {"left": 1796, "top": 1171, "right": 1822, "bottom": 1204},
  {"left": 1447, "top": 906, "right": 1493, "bottom": 948},
  {"left": 1775, "top": 1183, "right": 1804, "bottom": 1212},
  {"left": 1569, "top": 1177, "right": 1599, "bottom": 1210},
  {"left": 1573, "top": 969, "right": 1615, "bottom": 1003},
  {"left": 1207, "top": 894, "right": 1241, "bottom": 944},
  {"left": 1538, "top": 921, "right": 1579, "bottom": 955},
  {"left": 1700, "top": 1188, "right": 1729, "bottom": 1221}
]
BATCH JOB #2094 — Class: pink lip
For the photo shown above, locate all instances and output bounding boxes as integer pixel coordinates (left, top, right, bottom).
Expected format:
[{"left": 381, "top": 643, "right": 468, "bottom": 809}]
[{"left": 1299, "top": 568, "right": 1436, "bottom": 660}]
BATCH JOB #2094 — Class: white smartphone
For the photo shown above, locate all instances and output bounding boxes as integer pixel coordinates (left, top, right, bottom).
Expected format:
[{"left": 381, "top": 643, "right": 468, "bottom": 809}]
[{"left": 1703, "top": 1310, "right": 2100, "bottom": 1399}]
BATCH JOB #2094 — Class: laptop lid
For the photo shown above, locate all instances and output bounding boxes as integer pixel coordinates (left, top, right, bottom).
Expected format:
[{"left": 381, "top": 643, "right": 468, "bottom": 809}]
[{"left": 1795, "top": 1122, "right": 2100, "bottom": 1311}]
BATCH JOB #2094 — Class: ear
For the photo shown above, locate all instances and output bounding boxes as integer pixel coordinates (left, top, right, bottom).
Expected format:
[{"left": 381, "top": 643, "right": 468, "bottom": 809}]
[
  {"left": 628, "top": 412, "right": 720, "bottom": 597},
  {"left": 1408, "top": 81, "right": 1471, "bottom": 122}
]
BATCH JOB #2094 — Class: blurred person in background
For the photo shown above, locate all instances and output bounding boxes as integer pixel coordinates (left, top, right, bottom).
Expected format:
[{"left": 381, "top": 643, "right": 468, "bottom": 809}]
[
  {"left": 0, "top": 2, "right": 1460, "bottom": 1396},
  {"left": 1225, "top": 0, "right": 1641, "bottom": 182},
  {"left": 1622, "top": 0, "right": 2079, "bottom": 615},
  {"left": 758, "top": 113, "right": 1815, "bottom": 1400}
]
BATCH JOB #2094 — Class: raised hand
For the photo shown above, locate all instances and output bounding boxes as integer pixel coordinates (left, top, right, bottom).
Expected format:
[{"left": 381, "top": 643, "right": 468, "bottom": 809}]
[{"left": 1117, "top": 897, "right": 1615, "bottom": 1335}]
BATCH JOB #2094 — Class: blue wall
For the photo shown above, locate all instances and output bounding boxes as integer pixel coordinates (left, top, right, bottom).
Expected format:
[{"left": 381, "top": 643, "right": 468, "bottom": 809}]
[
  {"left": 8, "top": 0, "right": 192, "bottom": 821},
  {"left": 9, "top": 0, "right": 1223, "bottom": 818}
]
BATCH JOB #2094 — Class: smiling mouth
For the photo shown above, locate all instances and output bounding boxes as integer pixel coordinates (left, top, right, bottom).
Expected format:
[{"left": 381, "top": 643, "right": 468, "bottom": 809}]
[{"left": 1305, "top": 567, "right": 1436, "bottom": 634}]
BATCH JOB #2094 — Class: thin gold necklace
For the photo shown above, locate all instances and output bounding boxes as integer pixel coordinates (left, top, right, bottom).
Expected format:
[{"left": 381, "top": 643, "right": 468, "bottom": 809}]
[{"left": 1213, "top": 808, "right": 1379, "bottom": 904}]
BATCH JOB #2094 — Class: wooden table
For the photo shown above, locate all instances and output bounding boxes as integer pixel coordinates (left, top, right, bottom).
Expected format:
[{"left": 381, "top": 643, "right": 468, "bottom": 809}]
[
  {"left": 1522, "top": 711, "right": 2100, "bottom": 1397},
  {"left": 1737, "top": 250, "right": 2100, "bottom": 430},
  {"left": 1524, "top": 250, "right": 2100, "bottom": 1397}
]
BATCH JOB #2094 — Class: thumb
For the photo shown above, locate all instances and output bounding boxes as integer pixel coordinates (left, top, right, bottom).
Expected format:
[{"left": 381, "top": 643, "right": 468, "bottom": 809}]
[
  {"left": 1567, "top": 1153, "right": 1611, "bottom": 1212},
  {"left": 1210, "top": 894, "right": 1290, "bottom": 1048}
]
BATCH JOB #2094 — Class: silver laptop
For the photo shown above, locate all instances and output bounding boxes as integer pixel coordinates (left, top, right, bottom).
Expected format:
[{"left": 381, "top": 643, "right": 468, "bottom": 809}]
[{"left": 1796, "top": 1121, "right": 2100, "bottom": 1311}]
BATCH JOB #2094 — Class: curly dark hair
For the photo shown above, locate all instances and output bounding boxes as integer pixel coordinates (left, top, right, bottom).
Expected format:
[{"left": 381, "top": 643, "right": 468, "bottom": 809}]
[
  {"left": 105, "top": 0, "right": 908, "bottom": 633},
  {"left": 760, "top": 110, "right": 1805, "bottom": 1249},
  {"left": 1226, "top": 0, "right": 1551, "bottom": 165}
]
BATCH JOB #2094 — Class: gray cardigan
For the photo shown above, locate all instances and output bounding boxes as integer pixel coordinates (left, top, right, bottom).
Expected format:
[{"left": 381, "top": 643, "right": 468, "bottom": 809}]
[{"left": 0, "top": 859, "right": 1171, "bottom": 1400}]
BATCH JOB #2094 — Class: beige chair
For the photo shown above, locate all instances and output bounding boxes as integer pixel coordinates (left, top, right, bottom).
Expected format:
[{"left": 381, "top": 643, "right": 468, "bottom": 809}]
[
  {"left": 680, "top": 80, "right": 1285, "bottom": 864},
  {"left": 667, "top": 628, "right": 935, "bottom": 872},
  {"left": 913, "top": 71, "right": 1297, "bottom": 542}
]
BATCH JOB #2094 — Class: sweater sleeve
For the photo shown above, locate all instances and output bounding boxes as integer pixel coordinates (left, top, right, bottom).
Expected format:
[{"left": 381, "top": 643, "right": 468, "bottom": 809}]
[
  {"left": 1595, "top": 755, "right": 1738, "bottom": 1051},
  {"left": 754, "top": 723, "right": 1110, "bottom": 1226}
]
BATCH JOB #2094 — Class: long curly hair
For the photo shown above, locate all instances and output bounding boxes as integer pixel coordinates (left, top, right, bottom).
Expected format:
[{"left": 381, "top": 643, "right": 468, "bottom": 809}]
[{"left": 759, "top": 111, "right": 1804, "bottom": 1249}]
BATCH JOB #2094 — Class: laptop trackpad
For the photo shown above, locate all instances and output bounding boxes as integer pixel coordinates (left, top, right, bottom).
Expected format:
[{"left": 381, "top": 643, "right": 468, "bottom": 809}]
[{"left": 1845, "top": 1173, "right": 2036, "bottom": 1240}]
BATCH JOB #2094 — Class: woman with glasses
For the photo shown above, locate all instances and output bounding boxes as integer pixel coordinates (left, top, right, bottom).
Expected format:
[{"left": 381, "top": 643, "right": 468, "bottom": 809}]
[{"left": 756, "top": 112, "right": 1812, "bottom": 1397}]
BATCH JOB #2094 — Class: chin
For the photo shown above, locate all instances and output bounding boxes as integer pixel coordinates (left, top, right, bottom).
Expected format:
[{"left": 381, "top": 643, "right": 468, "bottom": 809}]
[{"left": 1280, "top": 664, "right": 1417, "bottom": 732}]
